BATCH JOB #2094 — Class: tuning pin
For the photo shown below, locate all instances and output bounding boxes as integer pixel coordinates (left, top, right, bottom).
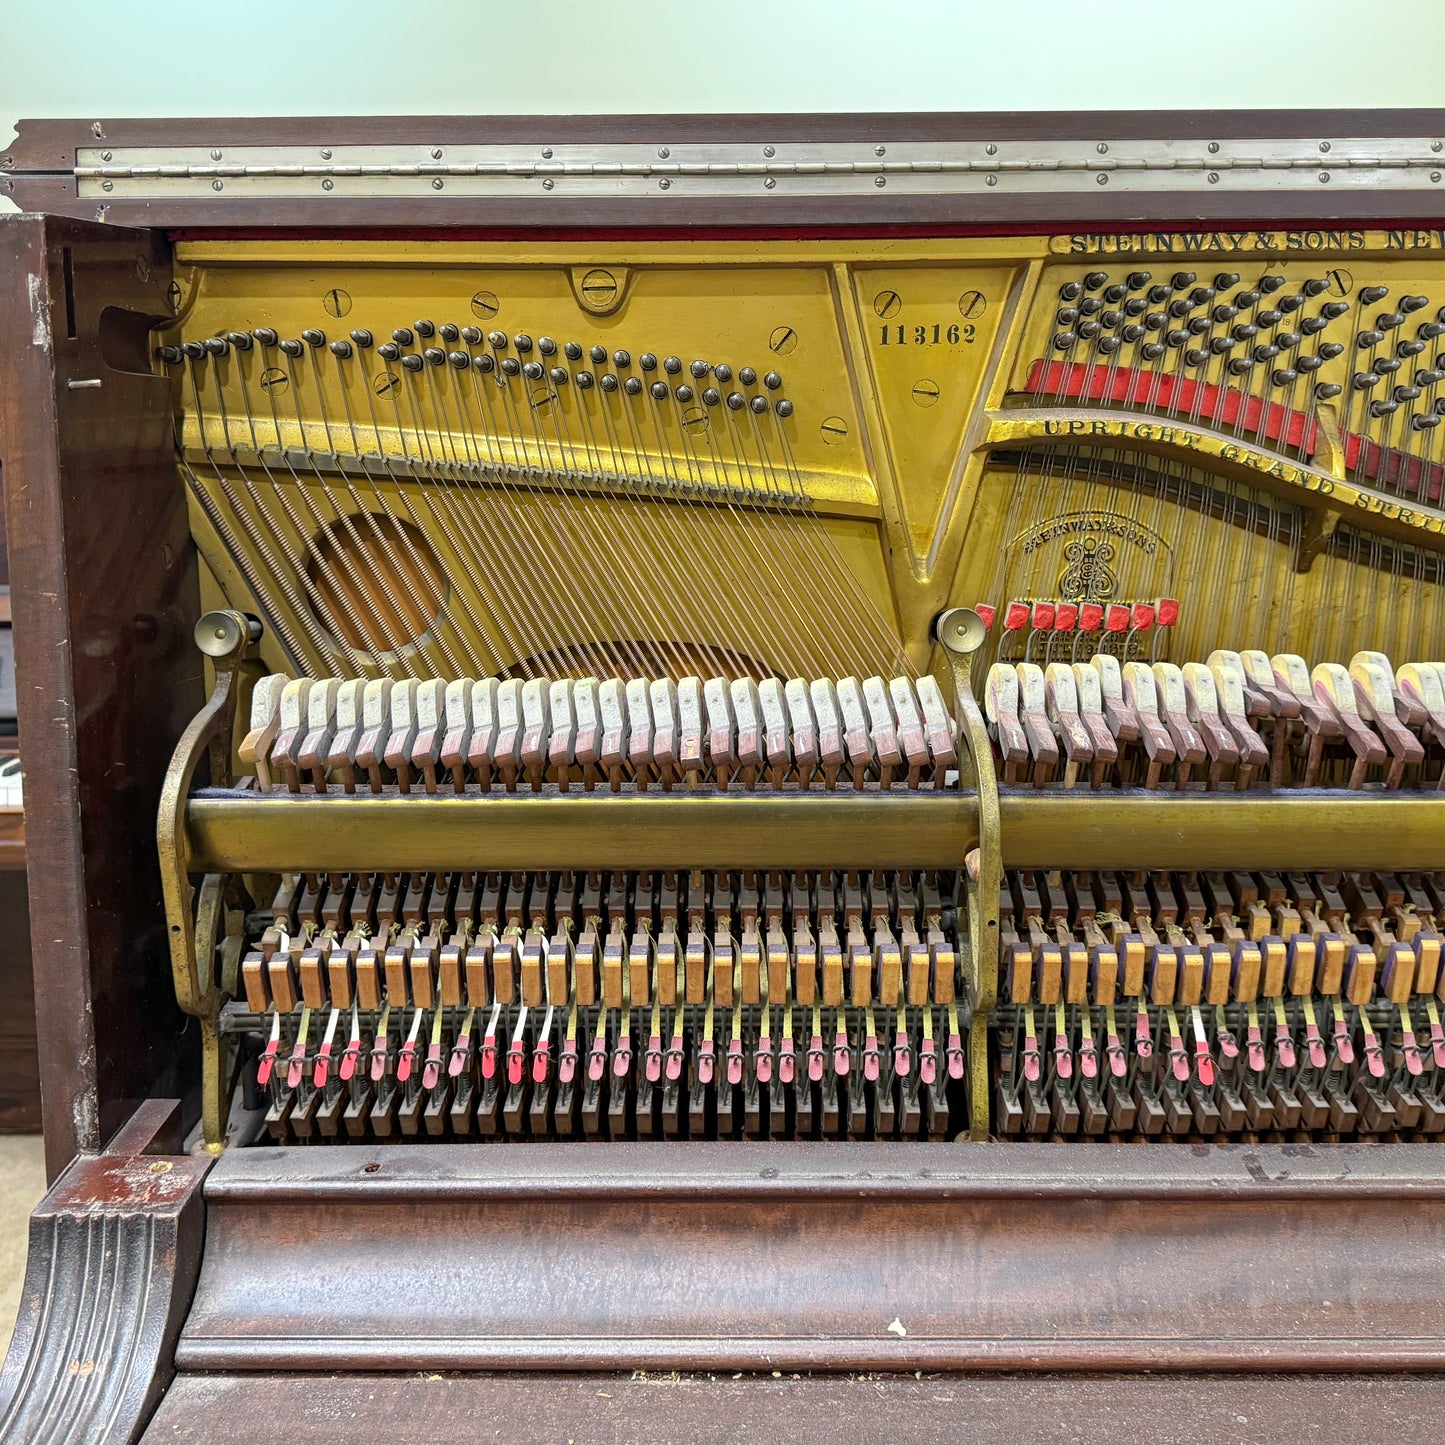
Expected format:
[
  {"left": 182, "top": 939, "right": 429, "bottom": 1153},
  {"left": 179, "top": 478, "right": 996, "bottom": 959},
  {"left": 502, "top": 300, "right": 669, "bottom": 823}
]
[
  {"left": 1401, "top": 294, "right": 1430, "bottom": 313},
  {"left": 1270, "top": 368, "right": 1298, "bottom": 387},
  {"left": 1231, "top": 322, "right": 1258, "bottom": 342},
  {"left": 487, "top": 331, "right": 507, "bottom": 349},
  {"left": 1349, "top": 368, "right": 1376, "bottom": 387},
  {"left": 564, "top": 340, "right": 583, "bottom": 360},
  {"left": 1370, "top": 399, "right": 1400, "bottom": 418},
  {"left": 1315, "top": 382, "right": 1343, "bottom": 400},
  {"left": 1376, "top": 311, "right": 1406, "bottom": 331},
  {"left": 413, "top": 320, "right": 435, "bottom": 338},
  {"left": 1397, "top": 339, "right": 1427, "bottom": 358},
  {"left": 438, "top": 323, "right": 459, "bottom": 343},
  {"left": 202, "top": 337, "right": 229, "bottom": 356},
  {"left": 1275, "top": 331, "right": 1302, "bottom": 350},
  {"left": 1277, "top": 293, "right": 1305, "bottom": 314},
  {"left": 329, "top": 339, "right": 352, "bottom": 358},
  {"left": 1359, "top": 284, "right": 1390, "bottom": 304},
  {"left": 1252, "top": 343, "right": 1280, "bottom": 364},
  {"left": 278, "top": 339, "right": 303, "bottom": 357},
  {"left": 1102, "top": 284, "right": 1127, "bottom": 304},
  {"left": 639, "top": 351, "right": 657, "bottom": 371},
  {"left": 1123, "top": 296, "right": 1148, "bottom": 317},
  {"left": 514, "top": 334, "right": 534, "bottom": 353},
  {"left": 1214, "top": 271, "right": 1240, "bottom": 290},
  {"left": 1125, "top": 271, "right": 1152, "bottom": 290},
  {"left": 623, "top": 376, "right": 643, "bottom": 394},
  {"left": 1190, "top": 286, "right": 1216, "bottom": 307},
  {"left": 156, "top": 344, "right": 182, "bottom": 364},
  {"left": 1318, "top": 341, "right": 1344, "bottom": 360},
  {"left": 1147, "top": 284, "right": 1172, "bottom": 304},
  {"left": 1232, "top": 289, "right": 1261, "bottom": 310},
  {"left": 1301, "top": 277, "right": 1330, "bottom": 297},
  {"left": 1083, "top": 271, "right": 1108, "bottom": 291},
  {"left": 1260, "top": 274, "right": 1289, "bottom": 295},
  {"left": 1320, "top": 300, "right": 1350, "bottom": 320},
  {"left": 1078, "top": 296, "right": 1103, "bottom": 316},
  {"left": 1170, "top": 271, "right": 1197, "bottom": 290}
]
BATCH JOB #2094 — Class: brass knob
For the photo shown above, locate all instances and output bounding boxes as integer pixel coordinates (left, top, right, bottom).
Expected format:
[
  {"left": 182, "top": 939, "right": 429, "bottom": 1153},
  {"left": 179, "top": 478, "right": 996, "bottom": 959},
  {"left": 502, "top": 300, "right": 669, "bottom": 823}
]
[
  {"left": 935, "top": 607, "right": 986, "bottom": 656},
  {"left": 194, "top": 609, "right": 260, "bottom": 659}
]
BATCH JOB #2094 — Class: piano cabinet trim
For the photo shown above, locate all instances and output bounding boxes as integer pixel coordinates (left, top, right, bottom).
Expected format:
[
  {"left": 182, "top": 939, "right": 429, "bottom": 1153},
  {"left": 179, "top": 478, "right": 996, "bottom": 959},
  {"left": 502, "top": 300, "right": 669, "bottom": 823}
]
[{"left": 175, "top": 1139, "right": 1445, "bottom": 1376}]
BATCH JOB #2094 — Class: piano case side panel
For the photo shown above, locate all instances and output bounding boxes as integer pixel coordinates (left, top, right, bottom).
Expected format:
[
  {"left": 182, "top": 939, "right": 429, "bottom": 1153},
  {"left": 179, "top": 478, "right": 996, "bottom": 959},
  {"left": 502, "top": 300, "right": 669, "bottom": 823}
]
[{"left": 0, "top": 215, "right": 202, "bottom": 1179}]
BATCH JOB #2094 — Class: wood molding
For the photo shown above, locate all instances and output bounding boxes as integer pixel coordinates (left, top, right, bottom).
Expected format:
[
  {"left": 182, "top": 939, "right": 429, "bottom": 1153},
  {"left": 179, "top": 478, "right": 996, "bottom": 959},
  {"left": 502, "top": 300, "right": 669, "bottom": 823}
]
[
  {"left": 0, "top": 1101, "right": 211, "bottom": 1444},
  {"left": 180, "top": 1140, "right": 1445, "bottom": 1374}
]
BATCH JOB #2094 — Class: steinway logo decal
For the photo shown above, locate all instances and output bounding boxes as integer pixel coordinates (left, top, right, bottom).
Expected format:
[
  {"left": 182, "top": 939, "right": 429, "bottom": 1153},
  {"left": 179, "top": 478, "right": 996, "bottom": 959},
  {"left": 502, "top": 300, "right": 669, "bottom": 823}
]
[
  {"left": 1058, "top": 229, "right": 1445, "bottom": 255},
  {"left": 1013, "top": 510, "right": 1173, "bottom": 605},
  {"left": 1018, "top": 512, "right": 1162, "bottom": 558}
]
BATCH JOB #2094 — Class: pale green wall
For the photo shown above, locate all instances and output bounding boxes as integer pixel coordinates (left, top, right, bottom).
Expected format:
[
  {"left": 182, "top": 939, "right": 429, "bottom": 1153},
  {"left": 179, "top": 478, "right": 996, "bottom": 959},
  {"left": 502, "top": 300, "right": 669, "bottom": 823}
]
[{"left": 3, "top": 0, "right": 1444, "bottom": 136}]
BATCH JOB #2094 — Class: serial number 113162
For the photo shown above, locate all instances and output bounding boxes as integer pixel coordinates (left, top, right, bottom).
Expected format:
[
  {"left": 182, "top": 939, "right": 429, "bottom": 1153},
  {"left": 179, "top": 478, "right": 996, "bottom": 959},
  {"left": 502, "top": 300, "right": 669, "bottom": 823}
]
[{"left": 879, "top": 322, "right": 976, "bottom": 345}]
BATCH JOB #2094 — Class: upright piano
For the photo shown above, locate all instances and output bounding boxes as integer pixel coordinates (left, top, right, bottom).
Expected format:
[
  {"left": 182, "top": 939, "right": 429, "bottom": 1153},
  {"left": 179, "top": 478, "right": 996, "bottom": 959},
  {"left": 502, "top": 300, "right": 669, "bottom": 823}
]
[{"left": 3, "top": 111, "right": 1445, "bottom": 1441}]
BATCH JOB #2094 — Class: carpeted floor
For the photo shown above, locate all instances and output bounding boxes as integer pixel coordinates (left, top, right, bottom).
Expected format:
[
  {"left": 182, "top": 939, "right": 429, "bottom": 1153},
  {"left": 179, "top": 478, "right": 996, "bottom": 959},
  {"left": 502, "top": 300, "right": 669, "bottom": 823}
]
[{"left": 0, "top": 1135, "right": 47, "bottom": 1357}]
